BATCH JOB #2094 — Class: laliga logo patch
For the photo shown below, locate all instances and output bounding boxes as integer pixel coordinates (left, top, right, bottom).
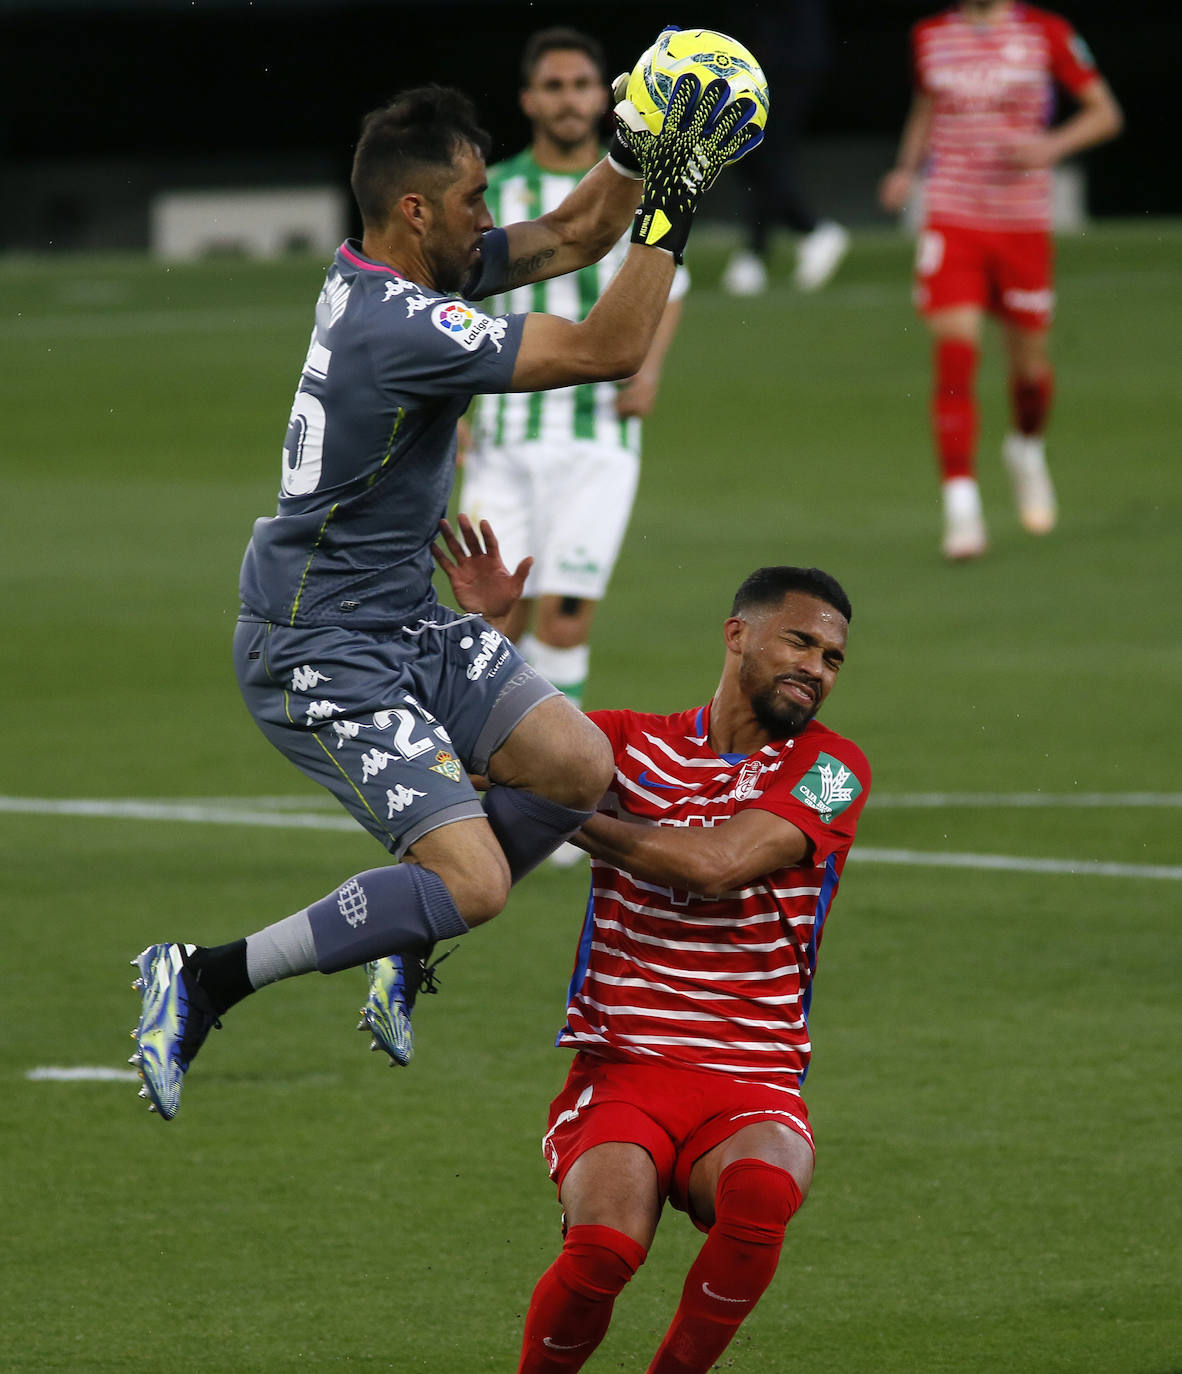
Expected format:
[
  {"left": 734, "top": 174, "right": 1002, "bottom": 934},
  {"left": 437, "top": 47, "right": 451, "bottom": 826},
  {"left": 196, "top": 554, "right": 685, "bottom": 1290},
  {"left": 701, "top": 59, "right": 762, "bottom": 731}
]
[{"left": 431, "top": 301, "right": 507, "bottom": 352}]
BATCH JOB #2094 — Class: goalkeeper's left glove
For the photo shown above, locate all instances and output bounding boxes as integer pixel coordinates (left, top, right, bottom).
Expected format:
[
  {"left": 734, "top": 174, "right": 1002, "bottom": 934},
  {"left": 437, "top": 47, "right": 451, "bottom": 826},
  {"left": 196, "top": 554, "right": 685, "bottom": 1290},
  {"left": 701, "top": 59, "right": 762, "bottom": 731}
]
[{"left": 618, "top": 73, "right": 763, "bottom": 262}]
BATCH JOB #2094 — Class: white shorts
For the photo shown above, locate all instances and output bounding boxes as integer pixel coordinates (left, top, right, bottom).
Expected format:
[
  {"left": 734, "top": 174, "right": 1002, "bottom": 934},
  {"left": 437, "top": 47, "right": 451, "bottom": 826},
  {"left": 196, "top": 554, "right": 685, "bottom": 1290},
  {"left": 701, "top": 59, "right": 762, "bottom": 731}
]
[{"left": 460, "top": 439, "right": 640, "bottom": 602}]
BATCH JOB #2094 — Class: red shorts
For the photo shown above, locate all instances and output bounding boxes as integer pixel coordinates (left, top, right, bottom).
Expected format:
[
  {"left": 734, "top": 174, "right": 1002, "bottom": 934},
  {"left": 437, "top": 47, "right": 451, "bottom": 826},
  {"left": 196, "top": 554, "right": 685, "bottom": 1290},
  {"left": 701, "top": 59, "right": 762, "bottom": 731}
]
[
  {"left": 541, "top": 1053, "right": 814, "bottom": 1230},
  {"left": 915, "top": 221, "right": 1055, "bottom": 329}
]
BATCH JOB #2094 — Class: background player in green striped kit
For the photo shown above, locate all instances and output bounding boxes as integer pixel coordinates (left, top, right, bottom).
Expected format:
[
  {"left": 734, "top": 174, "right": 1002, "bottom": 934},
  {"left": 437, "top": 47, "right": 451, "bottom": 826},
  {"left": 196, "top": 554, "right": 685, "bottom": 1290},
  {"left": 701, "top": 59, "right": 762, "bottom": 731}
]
[{"left": 462, "top": 28, "right": 687, "bottom": 717}]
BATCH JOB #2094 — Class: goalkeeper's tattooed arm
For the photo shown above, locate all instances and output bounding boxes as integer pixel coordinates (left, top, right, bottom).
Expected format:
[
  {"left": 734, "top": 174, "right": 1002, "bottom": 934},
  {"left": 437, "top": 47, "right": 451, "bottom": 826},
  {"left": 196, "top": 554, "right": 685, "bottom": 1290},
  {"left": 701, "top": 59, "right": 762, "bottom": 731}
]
[{"left": 496, "top": 156, "right": 643, "bottom": 289}]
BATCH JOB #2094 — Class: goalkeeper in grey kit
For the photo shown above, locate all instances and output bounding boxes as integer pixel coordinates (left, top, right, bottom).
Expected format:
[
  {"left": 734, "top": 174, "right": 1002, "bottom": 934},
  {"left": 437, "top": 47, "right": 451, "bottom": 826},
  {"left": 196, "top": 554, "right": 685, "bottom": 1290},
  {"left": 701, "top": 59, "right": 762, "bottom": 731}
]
[{"left": 128, "top": 40, "right": 764, "bottom": 1121}]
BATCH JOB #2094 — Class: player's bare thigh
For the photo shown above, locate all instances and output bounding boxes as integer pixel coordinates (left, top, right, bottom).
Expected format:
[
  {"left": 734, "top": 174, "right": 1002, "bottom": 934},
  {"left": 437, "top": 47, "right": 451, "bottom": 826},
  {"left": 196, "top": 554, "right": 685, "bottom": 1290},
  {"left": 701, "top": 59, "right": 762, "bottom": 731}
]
[
  {"left": 559, "top": 1141, "right": 664, "bottom": 1250},
  {"left": 686, "top": 1121, "right": 815, "bottom": 1229},
  {"left": 487, "top": 693, "right": 612, "bottom": 808},
  {"left": 927, "top": 304, "right": 984, "bottom": 345}
]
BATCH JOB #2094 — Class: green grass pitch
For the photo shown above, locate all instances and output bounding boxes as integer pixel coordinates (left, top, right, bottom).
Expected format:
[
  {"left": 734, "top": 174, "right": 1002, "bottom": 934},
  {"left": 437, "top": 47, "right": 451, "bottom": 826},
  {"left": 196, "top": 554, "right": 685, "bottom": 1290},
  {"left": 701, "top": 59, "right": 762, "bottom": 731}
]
[{"left": 1, "top": 222, "right": 1179, "bottom": 1372}]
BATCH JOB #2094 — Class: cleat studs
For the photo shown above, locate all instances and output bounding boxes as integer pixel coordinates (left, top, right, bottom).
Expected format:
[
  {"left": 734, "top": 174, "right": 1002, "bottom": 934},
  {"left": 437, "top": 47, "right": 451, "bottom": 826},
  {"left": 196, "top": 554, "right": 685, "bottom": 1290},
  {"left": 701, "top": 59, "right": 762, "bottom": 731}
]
[
  {"left": 356, "top": 1018, "right": 367, "bottom": 1031},
  {"left": 369, "top": 1040, "right": 380, "bottom": 1052},
  {"left": 138, "top": 1087, "right": 148, "bottom": 1099}
]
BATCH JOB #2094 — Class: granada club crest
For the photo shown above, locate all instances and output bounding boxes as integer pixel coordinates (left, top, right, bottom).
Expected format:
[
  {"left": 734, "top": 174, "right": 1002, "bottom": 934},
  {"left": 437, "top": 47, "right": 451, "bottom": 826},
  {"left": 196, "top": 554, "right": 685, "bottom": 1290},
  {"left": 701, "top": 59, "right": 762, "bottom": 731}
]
[{"left": 735, "top": 759, "right": 763, "bottom": 800}]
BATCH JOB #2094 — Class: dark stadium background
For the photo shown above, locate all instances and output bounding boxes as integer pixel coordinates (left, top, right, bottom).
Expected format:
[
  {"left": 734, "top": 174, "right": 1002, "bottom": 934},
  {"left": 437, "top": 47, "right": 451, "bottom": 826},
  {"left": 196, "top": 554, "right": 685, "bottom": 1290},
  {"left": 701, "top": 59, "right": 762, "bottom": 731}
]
[{"left": 0, "top": 0, "right": 1173, "bottom": 252}]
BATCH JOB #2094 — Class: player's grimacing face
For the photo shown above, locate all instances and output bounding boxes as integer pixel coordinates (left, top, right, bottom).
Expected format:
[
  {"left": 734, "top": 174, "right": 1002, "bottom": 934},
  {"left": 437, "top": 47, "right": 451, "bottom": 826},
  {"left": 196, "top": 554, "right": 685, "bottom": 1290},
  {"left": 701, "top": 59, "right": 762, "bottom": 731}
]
[
  {"left": 521, "top": 49, "right": 608, "bottom": 151},
  {"left": 426, "top": 144, "right": 494, "bottom": 293},
  {"left": 734, "top": 593, "right": 848, "bottom": 737}
]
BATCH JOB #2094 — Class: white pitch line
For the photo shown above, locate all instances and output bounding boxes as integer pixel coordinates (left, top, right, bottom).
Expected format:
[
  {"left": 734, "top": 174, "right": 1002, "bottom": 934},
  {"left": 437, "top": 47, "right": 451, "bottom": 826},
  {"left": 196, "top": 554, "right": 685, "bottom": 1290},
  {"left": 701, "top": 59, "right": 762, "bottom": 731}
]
[
  {"left": 870, "top": 792, "right": 1182, "bottom": 808},
  {"left": 849, "top": 847, "right": 1182, "bottom": 882},
  {"left": 0, "top": 795, "right": 356, "bottom": 831},
  {"left": 2, "top": 794, "right": 1178, "bottom": 881},
  {"left": 26, "top": 1067, "right": 140, "bottom": 1082}
]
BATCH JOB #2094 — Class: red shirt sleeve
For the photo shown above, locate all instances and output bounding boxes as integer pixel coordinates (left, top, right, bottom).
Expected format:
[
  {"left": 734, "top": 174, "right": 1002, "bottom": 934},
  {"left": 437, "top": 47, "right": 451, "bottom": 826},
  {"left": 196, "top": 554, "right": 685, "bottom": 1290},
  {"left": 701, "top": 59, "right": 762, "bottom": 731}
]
[
  {"left": 745, "top": 729, "right": 872, "bottom": 867},
  {"left": 1039, "top": 10, "right": 1101, "bottom": 95}
]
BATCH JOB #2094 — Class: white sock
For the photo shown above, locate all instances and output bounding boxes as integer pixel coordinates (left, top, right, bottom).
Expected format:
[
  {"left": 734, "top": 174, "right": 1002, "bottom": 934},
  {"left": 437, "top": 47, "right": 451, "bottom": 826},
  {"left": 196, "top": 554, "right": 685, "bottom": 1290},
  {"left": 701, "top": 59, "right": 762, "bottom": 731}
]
[
  {"left": 519, "top": 634, "right": 590, "bottom": 709},
  {"left": 942, "top": 476, "right": 983, "bottom": 523}
]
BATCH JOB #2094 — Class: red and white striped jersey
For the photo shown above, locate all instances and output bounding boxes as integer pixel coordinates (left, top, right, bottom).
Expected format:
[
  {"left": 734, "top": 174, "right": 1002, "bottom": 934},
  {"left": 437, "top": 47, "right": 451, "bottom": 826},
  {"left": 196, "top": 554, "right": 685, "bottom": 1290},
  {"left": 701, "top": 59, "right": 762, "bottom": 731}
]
[
  {"left": 556, "top": 702, "right": 871, "bottom": 1089},
  {"left": 912, "top": 4, "right": 1100, "bottom": 231}
]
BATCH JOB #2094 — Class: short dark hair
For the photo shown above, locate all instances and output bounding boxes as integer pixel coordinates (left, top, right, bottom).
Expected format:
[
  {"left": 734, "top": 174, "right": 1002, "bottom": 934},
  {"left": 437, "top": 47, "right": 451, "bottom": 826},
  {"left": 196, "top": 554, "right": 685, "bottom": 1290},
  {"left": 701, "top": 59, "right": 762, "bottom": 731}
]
[
  {"left": 731, "top": 566, "right": 853, "bottom": 623},
  {"left": 350, "top": 85, "right": 492, "bottom": 228},
  {"left": 520, "top": 27, "right": 607, "bottom": 85}
]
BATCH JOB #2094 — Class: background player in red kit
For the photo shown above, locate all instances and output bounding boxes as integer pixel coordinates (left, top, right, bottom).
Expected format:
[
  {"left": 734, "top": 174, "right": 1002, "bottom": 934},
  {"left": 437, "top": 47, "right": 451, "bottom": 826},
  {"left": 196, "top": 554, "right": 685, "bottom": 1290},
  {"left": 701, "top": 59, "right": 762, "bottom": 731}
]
[
  {"left": 879, "top": 0, "right": 1122, "bottom": 560},
  {"left": 432, "top": 517, "right": 870, "bottom": 1374}
]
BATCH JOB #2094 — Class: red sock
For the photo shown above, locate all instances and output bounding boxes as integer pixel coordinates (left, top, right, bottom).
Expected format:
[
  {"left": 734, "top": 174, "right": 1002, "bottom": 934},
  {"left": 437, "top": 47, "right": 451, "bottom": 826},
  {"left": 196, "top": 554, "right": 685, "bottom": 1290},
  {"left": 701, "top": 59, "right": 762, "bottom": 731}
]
[
  {"left": 1009, "top": 369, "right": 1053, "bottom": 436},
  {"left": 518, "top": 1224, "right": 646, "bottom": 1373},
  {"left": 646, "top": 1161, "right": 803, "bottom": 1374},
  {"left": 932, "top": 338, "right": 980, "bottom": 480}
]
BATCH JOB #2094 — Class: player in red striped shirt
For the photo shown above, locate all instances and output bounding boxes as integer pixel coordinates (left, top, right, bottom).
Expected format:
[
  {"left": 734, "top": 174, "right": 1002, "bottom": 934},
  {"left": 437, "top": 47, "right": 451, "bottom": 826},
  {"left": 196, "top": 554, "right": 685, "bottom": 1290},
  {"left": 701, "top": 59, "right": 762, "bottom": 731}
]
[
  {"left": 432, "top": 517, "right": 870, "bottom": 1374},
  {"left": 879, "top": 0, "right": 1122, "bottom": 559}
]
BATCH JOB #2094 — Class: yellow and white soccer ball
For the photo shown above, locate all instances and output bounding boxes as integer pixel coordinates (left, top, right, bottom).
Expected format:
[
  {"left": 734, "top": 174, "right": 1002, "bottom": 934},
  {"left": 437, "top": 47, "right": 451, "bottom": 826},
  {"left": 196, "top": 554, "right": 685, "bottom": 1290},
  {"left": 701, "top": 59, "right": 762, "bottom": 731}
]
[{"left": 625, "top": 27, "right": 769, "bottom": 152}]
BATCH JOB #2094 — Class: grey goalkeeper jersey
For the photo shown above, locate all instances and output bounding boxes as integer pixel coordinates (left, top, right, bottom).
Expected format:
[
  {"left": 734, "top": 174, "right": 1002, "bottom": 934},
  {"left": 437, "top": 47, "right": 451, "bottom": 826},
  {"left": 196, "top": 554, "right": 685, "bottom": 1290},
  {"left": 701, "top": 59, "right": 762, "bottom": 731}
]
[{"left": 239, "top": 238, "right": 526, "bottom": 629}]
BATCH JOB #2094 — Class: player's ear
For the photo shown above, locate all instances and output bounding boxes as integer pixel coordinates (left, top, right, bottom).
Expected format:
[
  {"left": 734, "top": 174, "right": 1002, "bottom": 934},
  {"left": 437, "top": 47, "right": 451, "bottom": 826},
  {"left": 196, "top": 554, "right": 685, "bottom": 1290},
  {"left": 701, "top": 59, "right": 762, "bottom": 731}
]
[
  {"left": 397, "top": 191, "right": 432, "bottom": 237},
  {"left": 723, "top": 616, "right": 747, "bottom": 655}
]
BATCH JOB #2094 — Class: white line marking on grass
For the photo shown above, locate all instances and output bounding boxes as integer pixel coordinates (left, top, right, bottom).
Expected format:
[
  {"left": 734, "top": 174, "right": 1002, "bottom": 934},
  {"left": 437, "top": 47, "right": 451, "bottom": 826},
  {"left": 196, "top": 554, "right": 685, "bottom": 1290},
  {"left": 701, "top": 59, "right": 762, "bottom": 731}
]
[
  {"left": 0, "top": 305, "right": 307, "bottom": 341},
  {"left": 850, "top": 848, "right": 1182, "bottom": 882},
  {"left": 3, "top": 794, "right": 1179, "bottom": 881},
  {"left": 871, "top": 792, "right": 1182, "bottom": 808},
  {"left": 0, "top": 795, "right": 356, "bottom": 831},
  {"left": 27, "top": 1067, "right": 140, "bottom": 1082}
]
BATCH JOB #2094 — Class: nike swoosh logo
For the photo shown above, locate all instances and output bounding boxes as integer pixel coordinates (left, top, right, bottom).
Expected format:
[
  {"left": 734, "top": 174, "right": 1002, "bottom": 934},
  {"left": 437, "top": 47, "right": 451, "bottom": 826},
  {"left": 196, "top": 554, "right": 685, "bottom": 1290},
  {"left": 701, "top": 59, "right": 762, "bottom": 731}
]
[
  {"left": 702, "top": 1282, "right": 749, "bottom": 1305},
  {"left": 543, "top": 1336, "right": 590, "bottom": 1350},
  {"left": 637, "top": 770, "right": 677, "bottom": 790}
]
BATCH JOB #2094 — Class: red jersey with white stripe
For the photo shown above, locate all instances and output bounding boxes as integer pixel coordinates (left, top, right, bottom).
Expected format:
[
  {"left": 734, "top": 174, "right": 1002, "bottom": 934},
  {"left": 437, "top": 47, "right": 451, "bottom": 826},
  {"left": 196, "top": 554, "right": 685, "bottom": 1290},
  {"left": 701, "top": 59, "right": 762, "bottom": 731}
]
[
  {"left": 556, "top": 703, "right": 871, "bottom": 1090},
  {"left": 912, "top": 4, "right": 1100, "bottom": 231}
]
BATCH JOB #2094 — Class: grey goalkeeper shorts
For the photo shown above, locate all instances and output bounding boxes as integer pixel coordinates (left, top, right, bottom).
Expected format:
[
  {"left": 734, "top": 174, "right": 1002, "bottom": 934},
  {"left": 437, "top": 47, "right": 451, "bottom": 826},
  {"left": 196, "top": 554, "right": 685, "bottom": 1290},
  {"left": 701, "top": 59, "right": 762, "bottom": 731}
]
[{"left": 233, "top": 608, "right": 558, "bottom": 858}]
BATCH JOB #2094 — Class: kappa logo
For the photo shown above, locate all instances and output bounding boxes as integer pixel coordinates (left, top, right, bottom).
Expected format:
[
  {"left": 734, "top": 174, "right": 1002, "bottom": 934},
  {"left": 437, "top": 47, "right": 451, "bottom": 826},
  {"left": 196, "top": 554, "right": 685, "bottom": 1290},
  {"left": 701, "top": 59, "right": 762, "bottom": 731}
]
[
  {"left": 386, "top": 785, "right": 426, "bottom": 818},
  {"left": 360, "top": 748, "right": 396, "bottom": 782},
  {"left": 403, "top": 292, "right": 434, "bottom": 317},
  {"left": 791, "top": 752, "right": 863, "bottom": 824},
  {"left": 431, "top": 300, "right": 508, "bottom": 353},
  {"left": 337, "top": 877, "right": 368, "bottom": 928},
  {"left": 304, "top": 699, "right": 342, "bottom": 727},
  {"left": 333, "top": 719, "right": 363, "bottom": 749},
  {"left": 291, "top": 665, "right": 331, "bottom": 692},
  {"left": 382, "top": 278, "right": 418, "bottom": 301}
]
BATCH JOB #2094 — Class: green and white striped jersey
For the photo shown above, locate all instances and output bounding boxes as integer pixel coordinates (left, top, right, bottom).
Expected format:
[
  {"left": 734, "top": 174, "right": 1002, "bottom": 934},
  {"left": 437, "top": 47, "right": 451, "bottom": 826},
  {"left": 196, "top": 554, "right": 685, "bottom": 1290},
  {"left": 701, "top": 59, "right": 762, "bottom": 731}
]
[{"left": 473, "top": 149, "right": 686, "bottom": 454}]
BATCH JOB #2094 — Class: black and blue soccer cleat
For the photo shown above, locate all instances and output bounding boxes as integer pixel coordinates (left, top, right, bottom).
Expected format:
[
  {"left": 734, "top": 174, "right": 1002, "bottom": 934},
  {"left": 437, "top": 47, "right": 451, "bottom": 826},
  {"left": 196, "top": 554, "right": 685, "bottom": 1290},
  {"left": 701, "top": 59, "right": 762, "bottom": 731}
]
[
  {"left": 129, "top": 943, "right": 220, "bottom": 1120},
  {"left": 358, "top": 947, "right": 453, "bottom": 1067}
]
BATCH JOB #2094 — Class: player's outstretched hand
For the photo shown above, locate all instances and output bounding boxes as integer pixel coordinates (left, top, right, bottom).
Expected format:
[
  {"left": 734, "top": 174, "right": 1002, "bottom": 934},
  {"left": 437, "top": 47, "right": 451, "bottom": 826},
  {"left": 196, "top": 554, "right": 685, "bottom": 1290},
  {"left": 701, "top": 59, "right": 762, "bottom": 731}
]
[
  {"left": 625, "top": 72, "right": 763, "bottom": 261},
  {"left": 431, "top": 515, "right": 532, "bottom": 621}
]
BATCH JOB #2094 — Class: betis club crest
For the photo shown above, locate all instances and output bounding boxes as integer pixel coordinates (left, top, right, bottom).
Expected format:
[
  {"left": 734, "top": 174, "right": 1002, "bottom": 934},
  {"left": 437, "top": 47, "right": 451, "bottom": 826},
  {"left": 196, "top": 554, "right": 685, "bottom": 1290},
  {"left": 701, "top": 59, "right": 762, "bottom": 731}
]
[{"left": 430, "top": 750, "right": 464, "bottom": 783}]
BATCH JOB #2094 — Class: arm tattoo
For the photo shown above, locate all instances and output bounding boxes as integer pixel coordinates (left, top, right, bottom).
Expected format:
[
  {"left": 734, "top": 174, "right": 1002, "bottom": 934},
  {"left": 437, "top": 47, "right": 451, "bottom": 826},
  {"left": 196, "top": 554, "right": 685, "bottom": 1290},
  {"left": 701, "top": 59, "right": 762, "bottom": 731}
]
[{"left": 505, "top": 248, "right": 556, "bottom": 288}]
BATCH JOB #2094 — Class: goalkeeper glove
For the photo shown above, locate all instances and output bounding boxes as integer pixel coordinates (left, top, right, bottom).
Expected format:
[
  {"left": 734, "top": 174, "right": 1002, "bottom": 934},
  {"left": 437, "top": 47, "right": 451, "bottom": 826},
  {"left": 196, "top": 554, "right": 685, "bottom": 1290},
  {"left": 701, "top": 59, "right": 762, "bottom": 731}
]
[{"left": 619, "top": 72, "right": 763, "bottom": 262}]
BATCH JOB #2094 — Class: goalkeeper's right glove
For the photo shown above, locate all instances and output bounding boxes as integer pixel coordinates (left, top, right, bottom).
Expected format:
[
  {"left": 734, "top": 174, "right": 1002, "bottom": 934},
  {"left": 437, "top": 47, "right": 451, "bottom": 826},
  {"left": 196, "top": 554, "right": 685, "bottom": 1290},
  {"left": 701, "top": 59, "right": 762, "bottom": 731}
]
[{"left": 618, "top": 72, "right": 763, "bottom": 262}]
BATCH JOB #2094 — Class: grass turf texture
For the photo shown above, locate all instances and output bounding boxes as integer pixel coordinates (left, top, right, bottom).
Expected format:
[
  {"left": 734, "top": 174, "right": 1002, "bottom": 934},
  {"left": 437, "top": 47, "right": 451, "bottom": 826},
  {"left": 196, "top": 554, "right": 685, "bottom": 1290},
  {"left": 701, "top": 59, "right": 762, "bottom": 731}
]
[{"left": 2, "top": 223, "right": 1179, "bottom": 1372}]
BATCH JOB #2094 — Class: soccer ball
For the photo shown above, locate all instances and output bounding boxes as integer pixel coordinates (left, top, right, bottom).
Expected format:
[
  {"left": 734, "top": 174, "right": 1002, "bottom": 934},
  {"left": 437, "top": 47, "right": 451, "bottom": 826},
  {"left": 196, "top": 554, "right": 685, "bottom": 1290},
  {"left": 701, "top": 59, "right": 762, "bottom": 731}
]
[{"left": 625, "top": 27, "right": 770, "bottom": 151}]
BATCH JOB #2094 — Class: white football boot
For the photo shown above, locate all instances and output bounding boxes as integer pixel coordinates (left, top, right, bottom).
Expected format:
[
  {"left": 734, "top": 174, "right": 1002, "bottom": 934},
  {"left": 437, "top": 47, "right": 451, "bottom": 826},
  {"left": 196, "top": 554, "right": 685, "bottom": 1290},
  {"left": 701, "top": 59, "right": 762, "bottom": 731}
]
[
  {"left": 1002, "top": 432, "right": 1057, "bottom": 534},
  {"left": 794, "top": 221, "right": 850, "bottom": 291},
  {"left": 941, "top": 477, "right": 988, "bottom": 560}
]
